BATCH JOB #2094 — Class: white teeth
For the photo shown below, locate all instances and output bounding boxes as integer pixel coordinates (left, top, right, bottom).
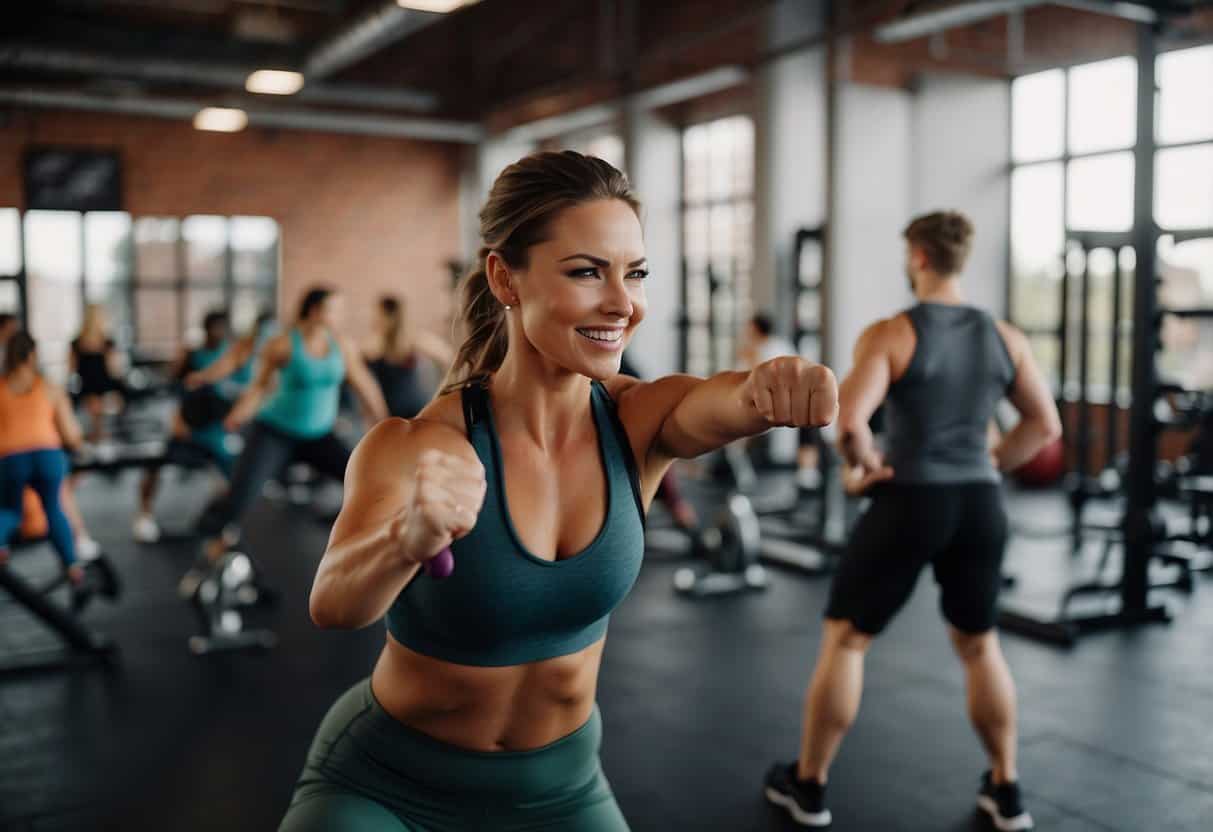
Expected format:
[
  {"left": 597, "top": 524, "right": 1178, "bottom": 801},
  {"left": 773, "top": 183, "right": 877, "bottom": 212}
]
[{"left": 578, "top": 329, "right": 622, "bottom": 343}]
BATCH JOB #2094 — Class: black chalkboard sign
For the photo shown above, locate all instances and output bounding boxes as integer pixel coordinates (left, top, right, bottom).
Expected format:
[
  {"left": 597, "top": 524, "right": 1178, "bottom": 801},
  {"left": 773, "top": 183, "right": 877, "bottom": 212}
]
[{"left": 24, "top": 147, "right": 122, "bottom": 211}]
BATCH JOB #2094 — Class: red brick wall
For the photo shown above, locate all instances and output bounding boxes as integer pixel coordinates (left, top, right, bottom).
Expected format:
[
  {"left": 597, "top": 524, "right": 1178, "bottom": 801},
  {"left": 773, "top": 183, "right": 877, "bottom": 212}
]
[{"left": 0, "top": 108, "right": 465, "bottom": 347}]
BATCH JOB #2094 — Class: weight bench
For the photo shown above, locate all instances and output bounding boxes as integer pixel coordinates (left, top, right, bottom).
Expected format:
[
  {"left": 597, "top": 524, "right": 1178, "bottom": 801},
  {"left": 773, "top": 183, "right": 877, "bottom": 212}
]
[{"left": 0, "top": 536, "right": 119, "bottom": 674}]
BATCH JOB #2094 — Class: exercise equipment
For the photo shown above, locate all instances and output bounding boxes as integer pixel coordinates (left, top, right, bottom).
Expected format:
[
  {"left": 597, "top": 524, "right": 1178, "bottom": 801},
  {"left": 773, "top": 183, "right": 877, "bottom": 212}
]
[
  {"left": 743, "top": 225, "right": 854, "bottom": 576},
  {"left": 0, "top": 539, "right": 120, "bottom": 673},
  {"left": 425, "top": 546, "right": 454, "bottom": 579},
  {"left": 71, "top": 437, "right": 167, "bottom": 476},
  {"left": 31, "top": 554, "right": 123, "bottom": 612},
  {"left": 1016, "top": 437, "right": 1065, "bottom": 488},
  {"left": 754, "top": 432, "right": 855, "bottom": 576},
  {"left": 998, "top": 33, "right": 1205, "bottom": 643},
  {"left": 187, "top": 551, "right": 278, "bottom": 655},
  {"left": 673, "top": 493, "right": 767, "bottom": 597}
]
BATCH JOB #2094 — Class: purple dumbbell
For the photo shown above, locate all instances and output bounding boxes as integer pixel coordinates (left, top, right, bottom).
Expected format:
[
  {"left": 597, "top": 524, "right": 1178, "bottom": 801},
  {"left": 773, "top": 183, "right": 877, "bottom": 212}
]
[{"left": 423, "top": 546, "right": 455, "bottom": 579}]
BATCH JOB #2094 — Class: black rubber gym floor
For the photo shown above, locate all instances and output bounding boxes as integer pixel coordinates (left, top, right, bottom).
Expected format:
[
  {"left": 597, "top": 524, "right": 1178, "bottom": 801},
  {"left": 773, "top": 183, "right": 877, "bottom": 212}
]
[{"left": 2, "top": 471, "right": 1211, "bottom": 831}]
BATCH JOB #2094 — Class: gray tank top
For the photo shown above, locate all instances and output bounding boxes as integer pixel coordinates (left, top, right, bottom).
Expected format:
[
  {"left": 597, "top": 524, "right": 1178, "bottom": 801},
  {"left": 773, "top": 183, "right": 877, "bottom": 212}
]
[{"left": 885, "top": 303, "right": 1015, "bottom": 485}]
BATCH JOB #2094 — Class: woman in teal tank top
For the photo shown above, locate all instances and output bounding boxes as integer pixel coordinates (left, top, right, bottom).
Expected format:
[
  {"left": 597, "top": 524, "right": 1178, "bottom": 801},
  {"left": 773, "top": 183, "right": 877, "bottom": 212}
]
[
  {"left": 132, "top": 311, "right": 278, "bottom": 544},
  {"left": 133, "top": 309, "right": 239, "bottom": 544},
  {"left": 181, "top": 287, "right": 388, "bottom": 596},
  {"left": 280, "top": 152, "right": 839, "bottom": 831}
]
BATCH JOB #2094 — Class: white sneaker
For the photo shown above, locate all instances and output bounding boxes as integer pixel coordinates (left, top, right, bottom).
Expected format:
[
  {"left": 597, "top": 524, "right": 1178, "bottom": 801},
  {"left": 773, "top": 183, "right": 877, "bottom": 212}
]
[
  {"left": 132, "top": 514, "right": 161, "bottom": 544},
  {"left": 76, "top": 536, "right": 102, "bottom": 560}
]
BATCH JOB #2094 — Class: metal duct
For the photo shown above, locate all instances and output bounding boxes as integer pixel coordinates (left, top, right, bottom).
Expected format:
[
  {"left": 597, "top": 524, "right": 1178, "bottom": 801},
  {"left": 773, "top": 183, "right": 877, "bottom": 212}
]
[
  {"left": 303, "top": 2, "right": 445, "bottom": 80},
  {"left": 874, "top": 1, "right": 1045, "bottom": 43},
  {"left": 0, "top": 87, "right": 482, "bottom": 143},
  {"left": 873, "top": 0, "right": 1157, "bottom": 43},
  {"left": 499, "top": 66, "right": 750, "bottom": 144},
  {"left": 0, "top": 43, "right": 439, "bottom": 112}
]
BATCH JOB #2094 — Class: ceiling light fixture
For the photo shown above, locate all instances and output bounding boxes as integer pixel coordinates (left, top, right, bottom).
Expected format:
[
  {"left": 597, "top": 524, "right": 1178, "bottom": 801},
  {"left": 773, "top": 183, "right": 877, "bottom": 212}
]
[
  {"left": 194, "top": 107, "right": 249, "bottom": 132},
  {"left": 395, "top": 0, "right": 477, "bottom": 13},
  {"left": 245, "top": 69, "right": 305, "bottom": 95}
]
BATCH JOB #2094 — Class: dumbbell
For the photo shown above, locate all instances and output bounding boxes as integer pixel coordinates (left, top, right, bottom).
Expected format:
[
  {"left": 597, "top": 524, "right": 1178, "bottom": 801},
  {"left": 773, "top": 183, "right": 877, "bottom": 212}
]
[{"left": 424, "top": 546, "right": 454, "bottom": 579}]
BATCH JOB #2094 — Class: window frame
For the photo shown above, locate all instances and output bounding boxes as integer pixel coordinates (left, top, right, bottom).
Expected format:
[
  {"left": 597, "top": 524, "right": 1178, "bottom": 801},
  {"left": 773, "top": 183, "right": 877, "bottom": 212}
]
[
  {"left": 10, "top": 209, "right": 280, "bottom": 379},
  {"left": 679, "top": 112, "right": 755, "bottom": 376},
  {"left": 1007, "top": 47, "right": 1213, "bottom": 405}
]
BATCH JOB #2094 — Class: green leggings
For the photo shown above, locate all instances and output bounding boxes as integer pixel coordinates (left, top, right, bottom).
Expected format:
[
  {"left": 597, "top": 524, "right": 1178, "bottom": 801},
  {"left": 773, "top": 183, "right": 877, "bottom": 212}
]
[{"left": 279, "top": 679, "right": 630, "bottom": 831}]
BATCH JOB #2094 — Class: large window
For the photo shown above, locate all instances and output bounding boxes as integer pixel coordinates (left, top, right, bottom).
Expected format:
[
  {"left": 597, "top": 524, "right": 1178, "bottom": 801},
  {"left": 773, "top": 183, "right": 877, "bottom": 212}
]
[
  {"left": 1, "top": 208, "right": 25, "bottom": 329},
  {"left": 1155, "top": 47, "right": 1213, "bottom": 391},
  {"left": 1009, "top": 47, "right": 1213, "bottom": 400},
  {"left": 681, "top": 114, "right": 754, "bottom": 376},
  {"left": 13, "top": 211, "right": 279, "bottom": 381}
]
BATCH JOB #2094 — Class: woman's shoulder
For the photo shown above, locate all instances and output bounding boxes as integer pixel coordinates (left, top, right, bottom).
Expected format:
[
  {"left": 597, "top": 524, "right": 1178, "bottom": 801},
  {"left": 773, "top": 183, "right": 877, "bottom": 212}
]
[{"left": 356, "top": 390, "right": 472, "bottom": 466}]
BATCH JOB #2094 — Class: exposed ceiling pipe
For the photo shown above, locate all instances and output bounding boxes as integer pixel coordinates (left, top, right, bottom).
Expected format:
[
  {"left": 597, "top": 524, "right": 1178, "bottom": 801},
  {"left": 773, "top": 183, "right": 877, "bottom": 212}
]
[
  {"left": 1052, "top": 0, "right": 1158, "bottom": 23},
  {"left": 629, "top": 65, "right": 748, "bottom": 110},
  {"left": 298, "top": 82, "right": 434, "bottom": 111},
  {"left": 0, "top": 43, "right": 438, "bottom": 112},
  {"left": 302, "top": 2, "right": 444, "bottom": 80},
  {"left": 53, "top": 0, "right": 347, "bottom": 16},
  {"left": 500, "top": 65, "right": 750, "bottom": 143},
  {"left": 503, "top": 104, "right": 620, "bottom": 144},
  {"left": 874, "top": 0, "right": 1046, "bottom": 43},
  {"left": 873, "top": 0, "right": 1157, "bottom": 43},
  {"left": 0, "top": 87, "right": 483, "bottom": 143}
]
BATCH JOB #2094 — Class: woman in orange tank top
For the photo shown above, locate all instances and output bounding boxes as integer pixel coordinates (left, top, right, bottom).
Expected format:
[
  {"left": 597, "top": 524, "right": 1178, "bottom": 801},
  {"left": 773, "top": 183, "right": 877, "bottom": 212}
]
[{"left": 0, "top": 332, "right": 87, "bottom": 584}]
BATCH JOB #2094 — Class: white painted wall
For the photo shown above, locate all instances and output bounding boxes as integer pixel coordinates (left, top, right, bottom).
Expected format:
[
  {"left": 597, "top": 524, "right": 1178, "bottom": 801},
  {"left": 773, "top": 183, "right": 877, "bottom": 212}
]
[
  {"left": 912, "top": 73, "right": 1011, "bottom": 316},
  {"left": 829, "top": 83, "right": 914, "bottom": 376},
  {"left": 459, "top": 135, "right": 538, "bottom": 265},
  {"left": 828, "top": 75, "right": 1010, "bottom": 377},
  {"left": 753, "top": 46, "right": 829, "bottom": 328},
  {"left": 475, "top": 134, "right": 536, "bottom": 205},
  {"left": 623, "top": 105, "right": 682, "bottom": 377},
  {"left": 753, "top": 2, "right": 829, "bottom": 330}
]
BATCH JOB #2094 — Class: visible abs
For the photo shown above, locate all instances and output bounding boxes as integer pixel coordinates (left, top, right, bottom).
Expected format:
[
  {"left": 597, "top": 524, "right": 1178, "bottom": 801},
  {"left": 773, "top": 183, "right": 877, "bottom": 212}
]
[{"left": 370, "top": 635, "right": 604, "bottom": 751}]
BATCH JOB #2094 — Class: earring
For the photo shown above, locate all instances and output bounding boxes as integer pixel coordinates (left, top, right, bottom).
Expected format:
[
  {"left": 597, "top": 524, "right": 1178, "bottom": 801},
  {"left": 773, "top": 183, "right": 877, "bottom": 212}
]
[{"left": 504, "top": 304, "right": 512, "bottom": 310}]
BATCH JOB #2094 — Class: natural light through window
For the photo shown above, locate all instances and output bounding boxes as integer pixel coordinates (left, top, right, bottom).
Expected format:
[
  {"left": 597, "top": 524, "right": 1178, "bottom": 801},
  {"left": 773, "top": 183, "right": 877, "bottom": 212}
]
[
  {"left": 1012, "top": 70, "right": 1064, "bottom": 163},
  {"left": 682, "top": 115, "right": 754, "bottom": 376},
  {"left": 1156, "top": 144, "right": 1213, "bottom": 230},
  {"left": 1011, "top": 163, "right": 1064, "bottom": 280},
  {"left": 25, "top": 210, "right": 82, "bottom": 282},
  {"left": 0, "top": 208, "right": 20, "bottom": 275},
  {"left": 1068, "top": 153, "right": 1134, "bottom": 232},
  {"left": 1068, "top": 57, "right": 1136, "bottom": 155},
  {"left": 84, "top": 211, "right": 132, "bottom": 284},
  {"left": 1158, "top": 45, "right": 1213, "bottom": 145}
]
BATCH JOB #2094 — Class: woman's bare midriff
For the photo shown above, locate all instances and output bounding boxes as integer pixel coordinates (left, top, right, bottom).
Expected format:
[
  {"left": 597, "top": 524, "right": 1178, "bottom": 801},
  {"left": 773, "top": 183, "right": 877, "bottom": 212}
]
[{"left": 369, "top": 633, "right": 605, "bottom": 751}]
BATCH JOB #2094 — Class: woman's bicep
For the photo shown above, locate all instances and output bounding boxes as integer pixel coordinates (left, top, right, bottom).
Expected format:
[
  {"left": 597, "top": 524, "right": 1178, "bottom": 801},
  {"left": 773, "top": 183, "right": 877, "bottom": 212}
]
[
  {"left": 327, "top": 424, "right": 416, "bottom": 547},
  {"left": 612, "top": 373, "right": 703, "bottom": 471}
]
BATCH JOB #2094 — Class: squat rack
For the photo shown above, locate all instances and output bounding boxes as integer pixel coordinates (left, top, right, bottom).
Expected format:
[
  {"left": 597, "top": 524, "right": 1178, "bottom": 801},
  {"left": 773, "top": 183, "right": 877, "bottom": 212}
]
[{"left": 1000, "top": 22, "right": 1213, "bottom": 644}]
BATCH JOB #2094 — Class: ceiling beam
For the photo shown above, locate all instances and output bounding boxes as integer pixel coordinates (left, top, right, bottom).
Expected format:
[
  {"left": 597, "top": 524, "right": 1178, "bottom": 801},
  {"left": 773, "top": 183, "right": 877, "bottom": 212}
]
[
  {"left": 0, "top": 42, "right": 439, "bottom": 111},
  {"left": 0, "top": 86, "right": 482, "bottom": 142}
]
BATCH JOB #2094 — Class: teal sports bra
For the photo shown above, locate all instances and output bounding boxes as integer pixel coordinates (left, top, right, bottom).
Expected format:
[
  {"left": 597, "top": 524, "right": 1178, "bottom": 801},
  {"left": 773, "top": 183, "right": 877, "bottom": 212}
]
[
  {"left": 257, "top": 328, "right": 345, "bottom": 439},
  {"left": 385, "top": 379, "right": 646, "bottom": 667}
]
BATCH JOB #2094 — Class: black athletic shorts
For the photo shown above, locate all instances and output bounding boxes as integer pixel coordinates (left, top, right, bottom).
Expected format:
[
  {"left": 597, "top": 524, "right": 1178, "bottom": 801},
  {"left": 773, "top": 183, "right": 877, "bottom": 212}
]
[{"left": 825, "top": 482, "right": 1008, "bottom": 635}]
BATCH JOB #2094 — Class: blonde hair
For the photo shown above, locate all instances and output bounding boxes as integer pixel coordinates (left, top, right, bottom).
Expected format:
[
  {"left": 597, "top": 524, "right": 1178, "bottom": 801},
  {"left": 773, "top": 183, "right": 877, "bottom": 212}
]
[
  {"left": 81, "top": 303, "right": 108, "bottom": 340},
  {"left": 439, "top": 151, "right": 640, "bottom": 394}
]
